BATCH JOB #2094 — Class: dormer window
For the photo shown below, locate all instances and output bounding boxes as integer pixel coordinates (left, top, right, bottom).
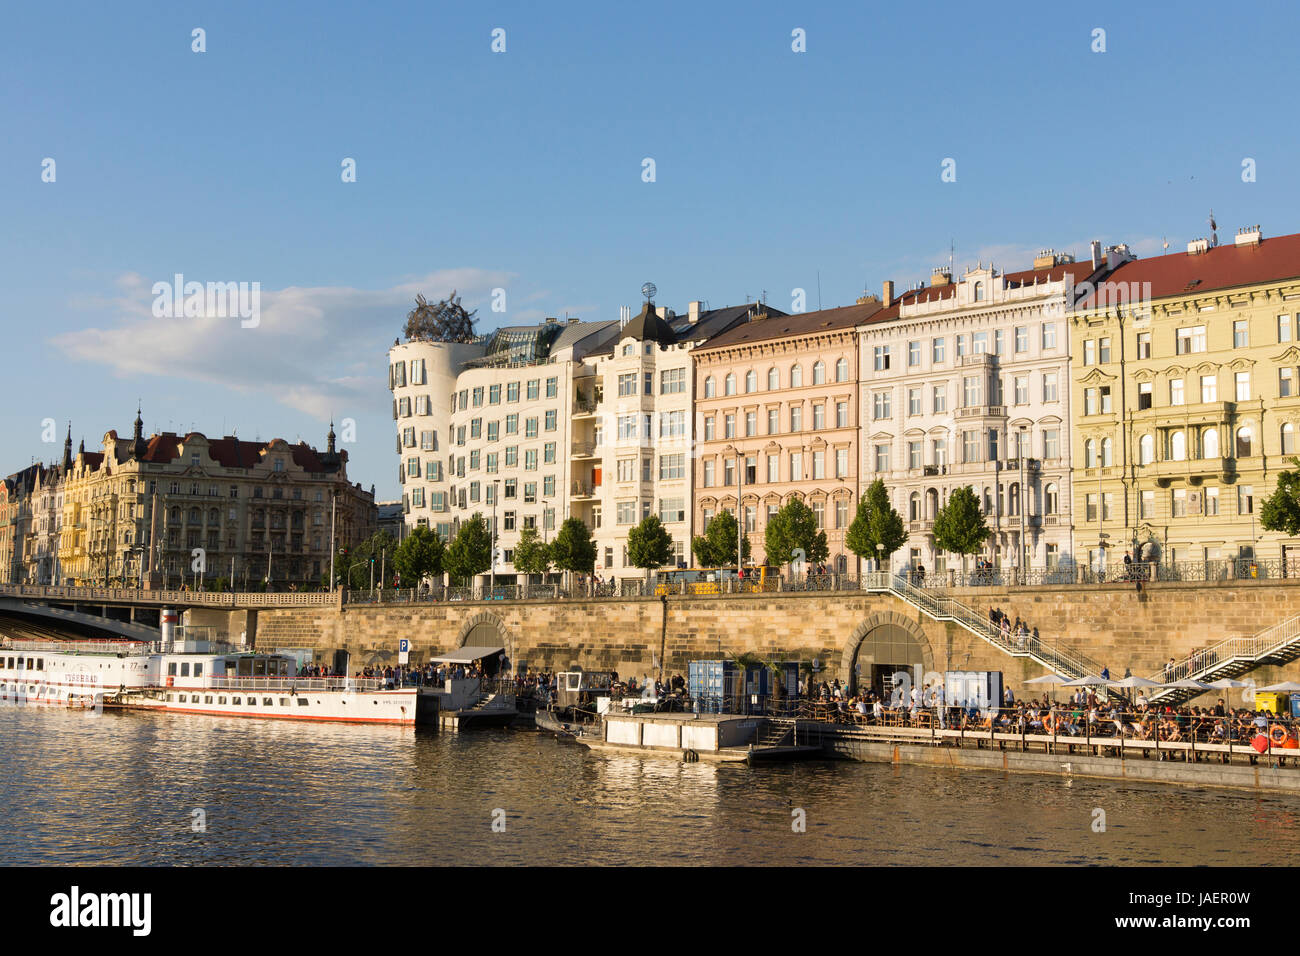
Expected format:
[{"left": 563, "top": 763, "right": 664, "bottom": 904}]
[
  {"left": 274, "top": 459, "right": 284, "bottom": 472},
  {"left": 974, "top": 281, "right": 985, "bottom": 302},
  {"left": 190, "top": 454, "right": 200, "bottom": 466}
]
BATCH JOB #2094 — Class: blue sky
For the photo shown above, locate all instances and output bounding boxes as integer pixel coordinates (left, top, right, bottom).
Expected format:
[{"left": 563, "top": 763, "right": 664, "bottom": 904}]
[{"left": 3, "top": 0, "right": 1297, "bottom": 499}]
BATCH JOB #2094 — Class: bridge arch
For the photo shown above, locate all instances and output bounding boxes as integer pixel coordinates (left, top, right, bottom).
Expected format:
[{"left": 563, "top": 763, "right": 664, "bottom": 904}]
[{"left": 839, "top": 611, "right": 933, "bottom": 697}]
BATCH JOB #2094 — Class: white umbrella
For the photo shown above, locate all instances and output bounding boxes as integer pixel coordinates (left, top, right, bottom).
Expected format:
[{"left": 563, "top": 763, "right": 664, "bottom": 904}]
[
  {"left": 1162, "top": 677, "right": 1212, "bottom": 690},
  {"left": 1062, "top": 675, "right": 1111, "bottom": 687},
  {"left": 1205, "top": 678, "right": 1249, "bottom": 690},
  {"left": 1258, "top": 681, "right": 1300, "bottom": 693},
  {"left": 1108, "top": 675, "right": 1164, "bottom": 689},
  {"left": 1025, "top": 674, "right": 1071, "bottom": 685}
]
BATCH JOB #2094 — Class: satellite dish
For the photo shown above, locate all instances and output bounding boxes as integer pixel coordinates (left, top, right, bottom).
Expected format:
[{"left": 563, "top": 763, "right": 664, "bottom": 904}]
[{"left": 641, "top": 282, "right": 657, "bottom": 301}]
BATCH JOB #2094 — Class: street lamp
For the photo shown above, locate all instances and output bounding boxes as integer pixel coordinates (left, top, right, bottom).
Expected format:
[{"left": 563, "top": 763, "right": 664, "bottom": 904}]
[
  {"left": 876, "top": 542, "right": 885, "bottom": 577},
  {"left": 490, "top": 479, "right": 501, "bottom": 593}
]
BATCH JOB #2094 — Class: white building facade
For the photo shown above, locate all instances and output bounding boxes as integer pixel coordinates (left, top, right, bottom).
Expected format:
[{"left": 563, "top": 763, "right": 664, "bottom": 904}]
[{"left": 857, "top": 254, "right": 1096, "bottom": 575}]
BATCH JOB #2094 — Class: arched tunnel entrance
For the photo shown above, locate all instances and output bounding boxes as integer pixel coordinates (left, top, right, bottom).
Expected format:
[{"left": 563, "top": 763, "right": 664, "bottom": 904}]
[{"left": 841, "top": 613, "right": 931, "bottom": 700}]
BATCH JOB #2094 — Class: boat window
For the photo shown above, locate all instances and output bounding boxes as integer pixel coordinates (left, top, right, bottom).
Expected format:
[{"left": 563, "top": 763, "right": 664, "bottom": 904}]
[
  {"left": 218, "top": 696, "right": 227, "bottom": 705},
  {"left": 253, "top": 659, "right": 267, "bottom": 678},
  {"left": 247, "top": 698, "right": 257, "bottom": 706},
  {"left": 168, "top": 662, "right": 177, "bottom": 676},
  {"left": 26, "top": 658, "right": 34, "bottom": 670},
  {"left": 36, "top": 659, "right": 43, "bottom": 670},
  {"left": 262, "top": 697, "right": 273, "bottom": 706},
  {"left": 178, "top": 694, "right": 187, "bottom": 703},
  {"left": 193, "top": 663, "right": 203, "bottom": 678},
  {"left": 205, "top": 696, "right": 213, "bottom": 704},
  {"left": 166, "top": 694, "right": 174, "bottom": 702},
  {"left": 232, "top": 697, "right": 241, "bottom": 705},
  {"left": 279, "top": 698, "right": 290, "bottom": 706},
  {"left": 180, "top": 663, "right": 190, "bottom": 677},
  {"left": 297, "top": 698, "right": 309, "bottom": 706}
]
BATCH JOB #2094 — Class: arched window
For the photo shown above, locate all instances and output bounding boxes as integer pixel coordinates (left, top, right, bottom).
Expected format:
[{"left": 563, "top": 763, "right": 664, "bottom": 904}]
[
  {"left": 983, "top": 487, "right": 993, "bottom": 514},
  {"left": 909, "top": 491, "right": 921, "bottom": 521},
  {"left": 1139, "top": 434, "right": 1154, "bottom": 465},
  {"left": 704, "top": 376, "right": 715, "bottom": 398},
  {"left": 1170, "top": 430, "right": 1187, "bottom": 461},
  {"left": 724, "top": 373, "right": 736, "bottom": 396},
  {"left": 767, "top": 367, "right": 779, "bottom": 390},
  {"left": 835, "top": 358, "right": 849, "bottom": 382},
  {"left": 1203, "top": 427, "right": 1219, "bottom": 459},
  {"left": 1009, "top": 483, "right": 1021, "bottom": 516},
  {"left": 974, "top": 281, "right": 985, "bottom": 302},
  {"left": 1044, "top": 483, "right": 1059, "bottom": 515},
  {"left": 208, "top": 508, "right": 218, "bottom": 523},
  {"left": 1236, "top": 426, "right": 1253, "bottom": 458},
  {"left": 790, "top": 365, "right": 803, "bottom": 388},
  {"left": 188, "top": 508, "right": 200, "bottom": 523},
  {"left": 745, "top": 370, "right": 757, "bottom": 393},
  {"left": 1101, "top": 437, "right": 1113, "bottom": 467},
  {"left": 1283, "top": 424, "right": 1295, "bottom": 456},
  {"left": 1084, "top": 439, "right": 1096, "bottom": 468},
  {"left": 836, "top": 553, "right": 848, "bottom": 573},
  {"left": 812, "top": 361, "right": 826, "bottom": 385}
]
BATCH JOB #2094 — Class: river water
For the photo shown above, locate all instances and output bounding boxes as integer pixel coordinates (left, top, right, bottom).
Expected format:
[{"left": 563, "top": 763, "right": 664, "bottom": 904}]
[{"left": 3, "top": 706, "right": 1299, "bottom": 866}]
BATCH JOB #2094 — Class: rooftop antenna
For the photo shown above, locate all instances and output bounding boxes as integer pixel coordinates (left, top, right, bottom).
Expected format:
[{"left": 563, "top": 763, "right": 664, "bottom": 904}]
[
  {"left": 1162, "top": 236, "right": 1169, "bottom": 254},
  {"left": 1208, "top": 209, "right": 1219, "bottom": 247},
  {"left": 816, "top": 271, "right": 822, "bottom": 311}
]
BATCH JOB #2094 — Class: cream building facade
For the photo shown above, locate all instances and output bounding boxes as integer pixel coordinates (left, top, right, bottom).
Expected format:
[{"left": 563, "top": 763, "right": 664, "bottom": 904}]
[{"left": 1069, "top": 227, "right": 1300, "bottom": 570}]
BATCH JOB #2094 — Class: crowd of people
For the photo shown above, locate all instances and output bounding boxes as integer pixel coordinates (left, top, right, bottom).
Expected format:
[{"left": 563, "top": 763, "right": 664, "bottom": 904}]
[{"left": 987, "top": 606, "right": 1040, "bottom": 650}]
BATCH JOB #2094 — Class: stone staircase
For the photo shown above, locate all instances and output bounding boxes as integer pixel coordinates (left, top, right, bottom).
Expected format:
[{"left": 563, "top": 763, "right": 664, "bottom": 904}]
[
  {"left": 865, "top": 573, "right": 1108, "bottom": 682},
  {"left": 1150, "top": 614, "right": 1300, "bottom": 705},
  {"left": 753, "top": 721, "right": 794, "bottom": 748}
]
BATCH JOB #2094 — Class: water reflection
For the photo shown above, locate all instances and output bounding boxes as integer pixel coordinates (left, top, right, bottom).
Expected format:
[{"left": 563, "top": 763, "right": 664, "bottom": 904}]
[{"left": 2, "top": 708, "right": 1300, "bottom": 865}]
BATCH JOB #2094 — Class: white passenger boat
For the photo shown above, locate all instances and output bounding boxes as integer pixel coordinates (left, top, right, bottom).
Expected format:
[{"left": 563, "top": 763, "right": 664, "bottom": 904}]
[{"left": 0, "top": 630, "right": 418, "bottom": 726}]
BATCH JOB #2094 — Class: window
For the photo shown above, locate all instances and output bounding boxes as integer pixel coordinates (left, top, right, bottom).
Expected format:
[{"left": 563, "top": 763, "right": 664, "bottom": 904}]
[
  {"left": 489, "top": 384, "right": 501, "bottom": 404},
  {"left": 1043, "top": 429, "right": 1059, "bottom": 459},
  {"left": 963, "top": 376, "right": 983, "bottom": 408},
  {"left": 703, "top": 460, "right": 715, "bottom": 487},
  {"left": 745, "top": 411, "right": 757, "bottom": 437},
  {"left": 1014, "top": 326, "right": 1028, "bottom": 353},
  {"left": 724, "top": 414, "right": 735, "bottom": 439},
  {"left": 616, "top": 501, "right": 636, "bottom": 525},
  {"left": 873, "top": 347, "right": 890, "bottom": 372},
  {"left": 932, "top": 386, "right": 946, "bottom": 414},
  {"left": 767, "top": 368, "right": 779, "bottom": 390},
  {"left": 835, "top": 357, "right": 848, "bottom": 382},
  {"left": 1280, "top": 315, "right": 1294, "bottom": 343},
  {"left": 618, "top": 373, "right": 638, "bottom": 397},
  {"left": 873, "top": 391, "right": 891, "bottom": 419},
  {"left": 907, "top": 341, "right": 921, "bottom": 366},
  {"left": 1139, "top": 434, "right": 1154, "bottom": 465},
  {"left": 812, "top": 450, "right": 826, "bottom": 479},
  {"left": 1234, "top": 320, "right": 1249, "bottom": 348},
  {"left": 874, "top": 444, "right": 890, "bottom": 472},
  {"left": 1098, "top": 337, "right": 1111, "bottom": 364},
  {"left": 704, "top": 417, "right": 715, "bottom": 441},
  {"left": 1205, "top": 487, "right": 1220, "bottom": 516},
  {"left": 767, "top": 455, "right": 779, "bottom": 482},
  {"left": 1085, "top": 493, "right": 1097, "bottom": 522},
  {"left": 724, "top": 458, "right": 735, "bottom": 486},
  {"left": 973, "top": 281, "right": 985, "bottom": 302},
  {"left": 791, "top": 406, "right": 803, "bottom": 431},
  {"left": 1170, "top": 379, "right": 1184, "bottom": 405},
  {"left": 1014, "top": 376, "right": 1028, "bottom": 405},
  {"left": 506, "top": 414, "right": 519, "bottom": 435},
  {"left": 767, "top": 408, "right": 779, "bottom": 434},
  {"left": 547, "top": 377, "right": 558, "bottom": 398},
  {"left": 545, "top": 409, "right": 557, "bottom": 431},
  {"left": 1044, "top": 483, "right": 1059, "bottom": 515},
  {"left": 659, "top": 498, "right": 686, "bottom": 523},
  {"left": 1235, "top": 372, "right": 1251, "bottom": 401},
  {"left": 1238, "top": 485, "right": 1255, "bottom": 515},
  {"left": 1140, "top": 490, "right": 1154, "bottom": 520},
  {"left": 1137, "top": 331, "right": 1151, "bottom": 359},
  {"left": 836, "top": 499, "right": 849, "bottom": 529},
  {"left": 908, "top": 441, "right": 922, "bottom": 470},
  {"left": 745, "top": 370, "right": 757, "bottom": 393},
  {"left": 617, "top": 458, "right": 636, "bottom": 482},
  {"left": 661, "top": 410, "right": 686, "bottom": 438},
  {"left": 962, "top": 430, "right": 979, "bottom": 463},
  {"left": 661, "top": 368, "right": 686, "bottom": 394},
  {"left": 813, "top": 361, "right": 827, "bottom": 384},
  {"left": 505, "top": 446, "right": 518, "bottom": 466},
  {"left": 1236, "top": 426, "right": 1253, "bottom": 457},
  {"left": 836, "top": 401, "right": 849, "bottom": 428},
  {"left": 724, "top": 373, "right": 736, "bottom": 396},
  {"left": 1138, "top": 382, "right": 1152, "bottom": 410},
  {"left": 1282, "top": 368, "right": 1295, "bottom": 398},
  {"left": 543, "top": 442, "right": 556, "bottom": 464},
  {"left": 704, "top": 376, "right": 716, "bottom": 398},
  {"left": 973, "top": 331, "right": 988, "bottom": 354},
  {"left": 1203, "top": 427, "right": 1219, "bottom": 459},
  {"left": 1101, "top": 437, "right": 1113, "bottom": 467},
  {"left": 813, "top": 405, "right": 825, "bottom": 430},
  {"left": 1169, "top": 430, "right": 1186, "bottom": 461},
  {"left": 1200, "top": 375, "right": 1217, "bottom": 403},
  {"left": 790, "top": 365, "right": 802, "bottom": 387},
  {"left": 507, "top": 382, "right": 520, "bottom": 402},
  {"left": 660, "top": 453, "right": 685, "bottom": 479},
  {"left": 1041, "top": 323, "right": 1057, "bottom": 350},
  {"left": 932, "top": 337, "right": 945, "bottom": 363},
  {"left": 1100, "top": 386, "right": 1112, "bottom": 414},
  {"left": 526, "top": 379, "right": 540, "bottom": 400},
  {"left": 1172, "top": 489, "right": 1187, "bottom": 518},
  {"left": 1084, "top": 439, "right": 1096, "bottom": 468},
  {"left": 1083, "top": 340, "right": 1096, "bottom": 367},
  {"left": 789, "top": 451, "right": 803, "bottom": 480},
  {"left": 1176, "top": 325, "right": 1207, "bottom": 354}
]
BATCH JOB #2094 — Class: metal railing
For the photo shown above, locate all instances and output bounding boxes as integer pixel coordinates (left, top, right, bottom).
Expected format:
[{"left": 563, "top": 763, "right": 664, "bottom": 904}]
[
  {"left": 0, "top": 583, "right": 333, "bottom": 607},
  {"left": 207, "top": 676, "right": 386, "bottom": 692},
  {"left": 1149, "top": 613, "right": 1300, "bottom": 701}
]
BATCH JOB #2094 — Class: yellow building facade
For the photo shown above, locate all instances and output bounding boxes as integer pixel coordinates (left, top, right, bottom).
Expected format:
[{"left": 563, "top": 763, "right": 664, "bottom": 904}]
[{"left": 1070, "top": 228, "right": 1300, "bottom": 573}]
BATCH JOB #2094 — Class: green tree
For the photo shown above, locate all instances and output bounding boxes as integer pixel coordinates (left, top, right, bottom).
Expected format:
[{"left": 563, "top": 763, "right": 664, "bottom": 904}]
[
  {"left": 550, "top": 517, "right": 597, "bottom": 576},
  {"left": 627, "top": 515, "right": 674, "bottom": 581},
  {"left": 403, "top": 291, "right": 479, "bottom": 343},
  {"left": 691, "top": 510, "right": 751, "bottom": 567},
  {"left": 846, "top": 478, "right": 909, "bottom": 568},
  {"left": 511, "top": 526, "right": 552, "bottom": 580},
  {"left": 444, "top": 513, "right": 493, "bottom": 583},
  {"left": 932, "top": 485, "right": 990, "bottom": 573},
  {"left": 1261, "top": 461, "right": 1300, "bottom": 536},
  {"left": 764, "top": 498, "right": 829, "bottom": 570},
  {"left": 393, "top": 525, "right": 445, "bottom": 588}
]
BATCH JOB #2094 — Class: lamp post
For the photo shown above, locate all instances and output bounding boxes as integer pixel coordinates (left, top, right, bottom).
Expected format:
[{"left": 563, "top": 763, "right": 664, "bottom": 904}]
[
  {"left": 490, "top": 479, "right": 500, "bottom": 593},
  {"left": 1019, "top": 426, "right": 1028, "bottom": 582},
  {"left": 328, "top": 491, "right": 337, "bottom": 591},
  {"left": 876, "top": 542, "right": 885, "bottom": 577}
]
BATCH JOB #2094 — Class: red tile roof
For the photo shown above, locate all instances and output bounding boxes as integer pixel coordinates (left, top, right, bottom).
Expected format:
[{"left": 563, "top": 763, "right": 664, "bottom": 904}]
[
  {"left": 695, "top": 301, "right": 883, "bottom": 351},
  {"left": 1080, "top": 232, "right": 1300, "bottom": 306}
]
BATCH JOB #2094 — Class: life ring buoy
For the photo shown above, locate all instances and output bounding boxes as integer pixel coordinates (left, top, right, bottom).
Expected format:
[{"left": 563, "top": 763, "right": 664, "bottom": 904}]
[
  {"left": 1269, "top": 724, "right": 1287, "bottom": 745},
  {"left": 166, "top": 676, "right": 174, "bottom": 688},
  {"left": 1042, "top": 715, "right": 1055, "bottom": 734}
]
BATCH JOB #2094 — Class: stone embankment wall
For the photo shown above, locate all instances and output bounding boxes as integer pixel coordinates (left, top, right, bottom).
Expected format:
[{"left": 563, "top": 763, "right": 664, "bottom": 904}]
[{"left": 243, "top": 580, "right": 1300, "bottom": 702}]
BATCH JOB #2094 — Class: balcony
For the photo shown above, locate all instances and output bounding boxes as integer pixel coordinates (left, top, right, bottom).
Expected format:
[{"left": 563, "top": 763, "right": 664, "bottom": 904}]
[
  {"left": 572, "top": 397, "right": 598, "bottom": 417},
  {"left": 907, "top": 520, "right": 934, "bottom": 533},
  {"left": 956, "top": 405, "right": 1007, "bottom": 419},
  {"left": 922, "top": 465, "right": 948, "bottom": 477},
  {"left": 570, "top": 441, "right": 598, "bottom": 459},
  {"left": 571, "top": 481, "right": 598, "bottom": 499}
]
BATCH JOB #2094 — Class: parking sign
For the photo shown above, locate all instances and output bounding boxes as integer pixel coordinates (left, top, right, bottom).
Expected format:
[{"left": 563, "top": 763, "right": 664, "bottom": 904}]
[{"left": 399, "top": 639, "right": 410, "bottom": 665}]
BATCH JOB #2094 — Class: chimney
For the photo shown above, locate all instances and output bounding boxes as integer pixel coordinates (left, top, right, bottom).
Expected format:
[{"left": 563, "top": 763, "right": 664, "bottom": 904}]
[
  {"left": 1090, "top": 240, "right": 1102, "bottom": 270},
  {"left": 930, "top": 267, "right": 951, "bottom": 287},
  {"left": 619, "top": 305, "right": 631, "bottom": 329},
  {"left": 882, "top": 280, "right": 895, "bottom": 304},
  {"left": 688, "top": 301, "right": 702, "bottom": 324},
  {"left": 1187, "top": 238, "right": 1210, "bottom": 255},
  {"left": 1234, "top": 225, "right": 1262, "bottom": 247},
  {"left": 1033, "top": 249, "right": 1057, "bottom": 270}
]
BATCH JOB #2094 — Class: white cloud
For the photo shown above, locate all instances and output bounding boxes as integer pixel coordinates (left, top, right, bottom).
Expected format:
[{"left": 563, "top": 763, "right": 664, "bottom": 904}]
[{"left": 50, "top": 268, "right": 515, "bottom": 420}]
